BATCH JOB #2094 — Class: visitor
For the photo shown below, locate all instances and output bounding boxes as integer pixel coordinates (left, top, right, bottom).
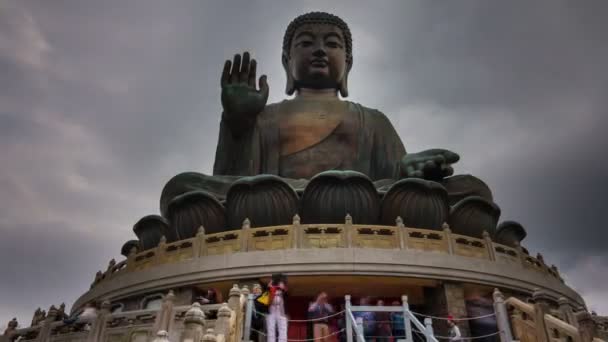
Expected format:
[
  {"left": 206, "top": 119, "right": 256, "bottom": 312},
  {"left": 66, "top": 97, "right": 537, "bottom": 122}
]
[
  {"left": 448, "top": 317, "right": 461, "bottom": 342},
  {"left": 353, "top": 297, "right": 376, "bottom": 341},
  {"left": 390, "top": 301, "right": 406, "bottom": 340},
  {"left": 251, "top": 283, "right": 268, "bottom": 342},
  {"left": 266, "top": 273, "right": 288, "bottom": 342},
  {"left": 196, "top": 288, "right": 220, "bottom": 305},
  {"left": 375, "top": 300, "right": 392, "bottom": 342},
  {"left": 308, "top": 291, "right": 334, "bottom": 342}
]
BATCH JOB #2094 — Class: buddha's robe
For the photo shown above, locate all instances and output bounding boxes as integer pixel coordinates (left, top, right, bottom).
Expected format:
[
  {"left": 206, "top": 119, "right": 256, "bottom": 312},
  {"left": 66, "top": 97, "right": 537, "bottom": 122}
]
[
  {"left": 160, "top": 98, "right": 492, "bottom": 217},
  {"left": 214, "top": 98, "right": 404, "bottom": 180}
]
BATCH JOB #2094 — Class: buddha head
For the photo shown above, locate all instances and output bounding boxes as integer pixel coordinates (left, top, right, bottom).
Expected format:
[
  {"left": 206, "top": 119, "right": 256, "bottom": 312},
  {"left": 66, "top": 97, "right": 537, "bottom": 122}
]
[{"left": 282, "top": 12, "right": 353, "bottom": 97}]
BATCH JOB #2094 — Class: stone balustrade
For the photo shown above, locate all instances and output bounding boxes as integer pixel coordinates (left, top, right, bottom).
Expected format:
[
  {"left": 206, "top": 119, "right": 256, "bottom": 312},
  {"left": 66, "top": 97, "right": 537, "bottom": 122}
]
[
  {"left": 90, "top": 215, "right": 563, "bottom": 289},
  {"left": 0, "top": 296, "right": 244, "bottom": 342}
]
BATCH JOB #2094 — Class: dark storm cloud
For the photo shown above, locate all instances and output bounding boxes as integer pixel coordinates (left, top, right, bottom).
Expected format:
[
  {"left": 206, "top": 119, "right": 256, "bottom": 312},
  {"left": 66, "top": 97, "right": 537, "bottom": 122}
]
[{"left": 1, "top": 0, "right": 607, "bottom": 328}]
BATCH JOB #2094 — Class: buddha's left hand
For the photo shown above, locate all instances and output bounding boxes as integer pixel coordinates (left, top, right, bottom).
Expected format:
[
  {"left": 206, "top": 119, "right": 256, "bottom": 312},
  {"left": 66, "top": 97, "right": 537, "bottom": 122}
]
[{"left": 400, "top": 149, "right": 460, "bottom": 181}]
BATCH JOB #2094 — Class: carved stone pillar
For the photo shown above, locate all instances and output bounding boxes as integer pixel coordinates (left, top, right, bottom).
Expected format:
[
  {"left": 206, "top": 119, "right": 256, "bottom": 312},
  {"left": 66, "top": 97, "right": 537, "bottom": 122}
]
[
  {"left": 558, "top": 297, "right": 578, "bottom": 328},
  {"left": 36, "top": 306, "right": 58, "bottom": 342},
  {"left": 228, "top": 284, "right": 241, "bottom": 311},
  {"left": 87, "top": 301, "right": 111, "bottom": 342},
  {"left": 180, "top": 302, "right": 206, "bottom": 342},
  {"left": 493, "top": 289, "right": 514, "bottom": 342},
  {"left": 152, "top": 330, "right": 170, "bottom": 342},
  {"left": 202, "top": 329, "right": 218, "bottom": 342},
  {"left": 532, "top": 289, "right": 552, "bottom": 342},
  {"left": 214, "top": 304, "right": 233, "bottom": 339},
  {"left": 153, "top": 290, "right": 176, "bottom": 333}
]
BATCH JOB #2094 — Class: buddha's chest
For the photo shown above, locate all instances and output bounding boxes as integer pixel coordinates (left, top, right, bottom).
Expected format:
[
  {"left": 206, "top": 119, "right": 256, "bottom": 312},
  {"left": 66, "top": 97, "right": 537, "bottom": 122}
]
[
  {"left": 277, "top": 103, "right": 359, "bottom": 178},
  {"left": 278, "top": 103, "right": 357, "bottom": 155}
]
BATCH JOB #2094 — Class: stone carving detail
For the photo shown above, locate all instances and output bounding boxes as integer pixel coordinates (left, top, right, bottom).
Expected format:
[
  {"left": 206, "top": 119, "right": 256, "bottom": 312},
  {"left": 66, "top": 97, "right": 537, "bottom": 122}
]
[
  {"left": 120, "top": 239, "right": 140, "bottom": 257},
  {"left": 495, "top": 220, "right": 527, "bottom": 248},
  {"left": 448, "top": 196, "right": 501, "bottom": 238},
  {"left": 133, "top": 215, "right": 175, "bottom": 250},
  {"left": 301, "top": 171, "right": 380, "bottom": 224},
  {"left": 167, "top": 191, "right": 226, "bottom": 238},
  {"left": 380, "top": 178, "right": 449, "bottom": 229},
  {"left": 226, "top": 175, "right": 299, "bottom": 229}
]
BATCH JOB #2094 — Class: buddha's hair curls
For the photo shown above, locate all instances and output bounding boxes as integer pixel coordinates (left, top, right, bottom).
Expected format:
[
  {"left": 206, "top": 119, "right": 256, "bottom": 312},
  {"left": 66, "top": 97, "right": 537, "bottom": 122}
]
[{"left": 283, "top": 12, "right": 353, "bottom": 65}]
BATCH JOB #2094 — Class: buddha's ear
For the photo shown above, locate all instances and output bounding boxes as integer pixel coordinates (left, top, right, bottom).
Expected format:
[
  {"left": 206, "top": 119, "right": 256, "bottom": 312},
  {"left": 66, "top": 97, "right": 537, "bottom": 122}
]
[
  {"left": 282, "top": 53, "right": 295, "bottom": 96},
  {"left": 338, "top": 60, "right": 353, "bottom": 98}
]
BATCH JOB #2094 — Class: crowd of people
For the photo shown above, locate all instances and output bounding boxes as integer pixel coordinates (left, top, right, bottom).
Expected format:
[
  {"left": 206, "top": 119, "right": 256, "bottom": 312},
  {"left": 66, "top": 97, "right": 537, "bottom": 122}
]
[{"left": 249, "top": 274, "right": 463, "bottom": 342}]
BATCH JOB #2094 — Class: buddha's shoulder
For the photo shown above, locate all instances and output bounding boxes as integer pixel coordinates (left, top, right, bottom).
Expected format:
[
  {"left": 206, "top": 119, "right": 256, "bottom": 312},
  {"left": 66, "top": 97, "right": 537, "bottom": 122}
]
[{"left": 344, "top": 101, "right": 394, "bottom": 126}]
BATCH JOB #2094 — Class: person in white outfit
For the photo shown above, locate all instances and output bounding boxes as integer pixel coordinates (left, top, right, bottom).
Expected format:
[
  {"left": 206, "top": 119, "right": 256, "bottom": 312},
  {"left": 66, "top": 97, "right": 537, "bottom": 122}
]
[
  {"left": 448, "top": 319, "right": 461, "bottom": 341},
  {"left": 266, "top": 274, "right": 288, "bottom": 342}
]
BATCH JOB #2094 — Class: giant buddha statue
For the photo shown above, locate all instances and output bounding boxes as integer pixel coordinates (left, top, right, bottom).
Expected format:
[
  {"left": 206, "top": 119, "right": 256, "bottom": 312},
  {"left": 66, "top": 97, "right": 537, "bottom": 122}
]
[{"left": 132, "top": 12, "right": 511, "bottom": 248}]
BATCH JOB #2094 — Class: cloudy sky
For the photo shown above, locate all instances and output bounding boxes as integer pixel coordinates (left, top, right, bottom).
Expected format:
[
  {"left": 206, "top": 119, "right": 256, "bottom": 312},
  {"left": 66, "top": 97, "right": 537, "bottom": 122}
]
[{"left": 1, "top": 0, "right": 607, "bottom": 329}]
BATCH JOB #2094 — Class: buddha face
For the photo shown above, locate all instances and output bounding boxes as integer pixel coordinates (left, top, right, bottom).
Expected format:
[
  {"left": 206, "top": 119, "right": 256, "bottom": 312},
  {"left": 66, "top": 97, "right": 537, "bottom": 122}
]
[{"left": 286, "top": 23, "right": 348, "bottom": 90}]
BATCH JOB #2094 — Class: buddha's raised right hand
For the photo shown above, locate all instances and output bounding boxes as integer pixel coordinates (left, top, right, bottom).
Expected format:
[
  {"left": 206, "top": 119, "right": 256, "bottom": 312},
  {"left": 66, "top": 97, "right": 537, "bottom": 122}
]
[{"left": 221, "top": 52, "right": 269, "bottom": 133}]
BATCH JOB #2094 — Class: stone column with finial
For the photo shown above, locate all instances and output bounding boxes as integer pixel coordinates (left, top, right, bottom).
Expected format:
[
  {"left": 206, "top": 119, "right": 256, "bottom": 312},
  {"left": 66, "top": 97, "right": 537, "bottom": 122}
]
[
  {"left": 126, "top": 246, "right": 138, "bottom": 271},
  {"left": 156, "top": 235, "right": 167, "bottom": 264},
  {"left": 153, "top": 290, "right": 176, "bottom": 334},
  {"left": 397, "top": 216, "right": 406, "bottom": 250},
  {"left": 196, "top": 225, "right": 206, "bottom": 257},
  {"left": 87, "top": 300, "right": 111, "bottom": 342},
  {"left": 345, "top": 213, "right": 353, "bottom": 248},
  {"left": 202, "top": 328, "right": 218, "bottom": 342},
  {"left": 2, "top": 317, "right": 18, "bottom": 341},
  {"left": 483, "top": 230, "right": 496, "bottom": 261},
  {"left": 558, "top": 297, "right": 579, "bottom": 328},
  {"left": 213, "top": 303, "right": 233, "bottom": 339},
  {"left": 292, "top": 214, "right": 301, "bottom": 248},
  {"left": 493, "top": 288, "right": 514, "bottom": 342},
  {"left": 443, "top": 222, "right": 454, "bottom": 255},
  {"left": 241, "top": 218, "right": 251, "bottom": 252},
  {"left": 152, "top": 330, "right": 170, "bottom": 342},
  {"left": 37, "top": 305, "right": 59, "bottom": 342},
  {"left": 228, "top": 284, "right": 241, "bottom": 311},
  {"left": 532, "top": 289, "right": 552, "bottom": 342},
  {"left": 180, "top": 302, "right": 206, "bottom": 342}
]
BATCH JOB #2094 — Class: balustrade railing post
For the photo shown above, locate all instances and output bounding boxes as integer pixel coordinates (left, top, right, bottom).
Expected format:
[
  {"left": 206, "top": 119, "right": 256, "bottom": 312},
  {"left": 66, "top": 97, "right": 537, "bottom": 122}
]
[
  {"left": 243, "top": 294, "right": 254, "bottom": 342},
  {"left": 396, "top": 217, "right": 406, "bottom": 250},
  {"left": 345, "top": 295, "right": 353, "bottom": 342},
  {"left": 443, "top": 223, "right": 454, "bottom": 255},
  {"left": 241, "top": 219, "right": 251, "bottom": 252},
  {"left": 153, "top": 290, "right": 176, "bottom": 333},
  {"left": 483, "top": 230, "right": 496, "bottom": 261},
  {"left": 345, "top": 214, "right": 353, "bottom": 248},
  {"left": 493, "top": 289, "right": 514, "bottom": 342},
  {"left": 514, "top": 242, "right": 527, "bottom": 267},
  {"left": 156, "top": 236, "right": 167, "bottom": 265},
  {"left": 402, "top": 295, "right": 413, "bottom": 342},
  {"left": 292, "top": 214, "right": 301, "bottom": 249},
  {"left": 532, "top": 289, "right": 551, "bottom": 342},
  {"left": 181, "top": 302, "right": 206, "bottom": 342},
  {"left": 424, "top": 317, "right": 434, "bottom": 342},
  {"left": 126, "top": 246, "right": 137, "bottom": 271},
  {"left": 195, "top": 226, "right": 206, "bottom": 257}
]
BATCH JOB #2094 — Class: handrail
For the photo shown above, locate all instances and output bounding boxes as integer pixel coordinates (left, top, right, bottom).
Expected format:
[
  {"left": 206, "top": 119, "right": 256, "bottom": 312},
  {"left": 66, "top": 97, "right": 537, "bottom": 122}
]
[
  {"left": 544, "top": 314, "right": 579, "bottom": 335},
  {"left": 505, "top": 297, "right": 535, "bottom": 316}
]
